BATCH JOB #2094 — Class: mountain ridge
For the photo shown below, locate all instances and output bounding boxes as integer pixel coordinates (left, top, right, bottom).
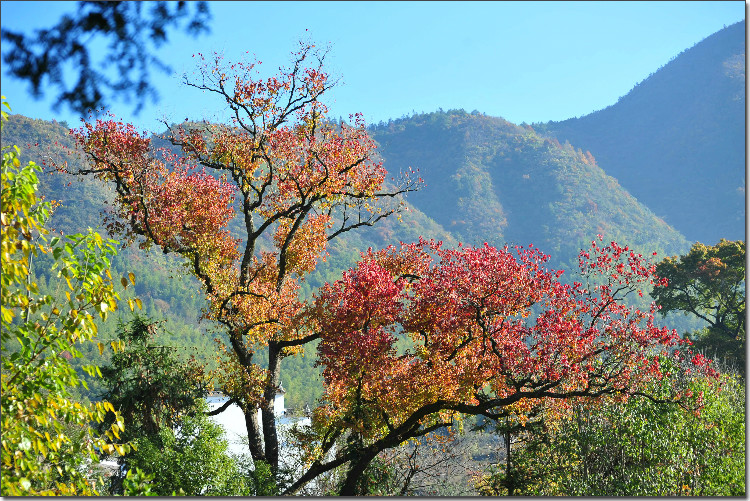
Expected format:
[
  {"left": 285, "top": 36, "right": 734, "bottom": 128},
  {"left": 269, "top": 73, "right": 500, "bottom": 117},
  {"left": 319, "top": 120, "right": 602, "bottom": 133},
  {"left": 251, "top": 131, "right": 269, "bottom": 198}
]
[
  {"left": 369, "top": 110, "right": 690, "bottom": 272},
  {"left": 535, "top": 21, "right": 745, "bottom": 243},
  {"left": 4, "top": 21, "right": 741, "bottom": 405}
]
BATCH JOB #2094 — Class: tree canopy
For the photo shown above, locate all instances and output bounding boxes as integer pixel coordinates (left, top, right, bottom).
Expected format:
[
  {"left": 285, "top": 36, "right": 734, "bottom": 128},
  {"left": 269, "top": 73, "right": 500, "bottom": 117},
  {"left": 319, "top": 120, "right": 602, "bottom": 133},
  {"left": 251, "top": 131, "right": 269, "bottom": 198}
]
[
  {"left": 60, "top": 42, "right": 418, "bottom": 487},
  {"left": 57, "top": 42, "right": 720, "bottom": 494},
  {"left": 653, "top": 239, "right": 745, "bottom": 367},
  {"left": 297, "top": 237, "right": 715, "bottom": 494}
]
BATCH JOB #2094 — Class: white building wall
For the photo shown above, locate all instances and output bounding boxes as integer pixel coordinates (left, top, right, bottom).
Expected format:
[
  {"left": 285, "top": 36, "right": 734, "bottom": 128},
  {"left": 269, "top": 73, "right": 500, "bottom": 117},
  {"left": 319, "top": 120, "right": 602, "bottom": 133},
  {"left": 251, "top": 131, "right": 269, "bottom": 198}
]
[{"left": 205, "top": 393, "right": 310, "bottom": 460}]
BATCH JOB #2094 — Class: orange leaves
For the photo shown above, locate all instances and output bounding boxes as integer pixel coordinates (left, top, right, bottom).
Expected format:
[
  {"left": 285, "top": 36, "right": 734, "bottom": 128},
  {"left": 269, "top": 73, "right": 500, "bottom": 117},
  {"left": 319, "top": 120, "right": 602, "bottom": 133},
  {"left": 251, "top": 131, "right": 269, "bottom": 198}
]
[
  {"left": 260, "top": 120, "right": 386, "bottom": 218},
  {"left": 68, "top": 43, "right": 423, "bottom": 473},
  {"left": 315, "top": 240, "right": 559, "bottom": 430},
  {"left": 71, "top": 116, "right": 151, "bottom": 182},
  {"left": 71, "top": 119, "right": 239, "bottom": 263},
  {"left": 147, "top": 167, "right": 237, "bottom": 251},
  {"left": 274, "top": 213, "right": 330, "bottom": 276}
]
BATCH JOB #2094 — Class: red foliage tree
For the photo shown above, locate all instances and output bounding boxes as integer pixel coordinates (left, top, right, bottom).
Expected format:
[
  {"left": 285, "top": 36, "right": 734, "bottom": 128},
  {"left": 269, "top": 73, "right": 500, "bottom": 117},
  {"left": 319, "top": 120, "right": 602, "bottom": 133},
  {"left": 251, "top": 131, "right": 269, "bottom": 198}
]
[{"left": 297, "top": 237, "right": 715, "bottom": 495}]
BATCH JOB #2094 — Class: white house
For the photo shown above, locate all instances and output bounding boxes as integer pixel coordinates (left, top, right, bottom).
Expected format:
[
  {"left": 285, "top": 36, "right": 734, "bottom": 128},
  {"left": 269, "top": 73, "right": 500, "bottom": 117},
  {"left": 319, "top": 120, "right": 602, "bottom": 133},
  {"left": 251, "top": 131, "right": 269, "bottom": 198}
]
[{"left": 206, "top": 382, "right": 311, "bottom": 458}]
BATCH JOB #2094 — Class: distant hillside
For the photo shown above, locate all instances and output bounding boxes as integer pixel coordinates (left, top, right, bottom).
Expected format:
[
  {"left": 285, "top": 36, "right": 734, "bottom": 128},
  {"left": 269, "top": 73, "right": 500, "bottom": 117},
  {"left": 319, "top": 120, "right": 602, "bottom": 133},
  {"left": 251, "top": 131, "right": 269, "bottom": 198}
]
[
  {"left": 370, "top": 110, "right": 690, "bottom": 271},
  {"left": 536, "top": 21, "right": 745, "bottom": 244}
]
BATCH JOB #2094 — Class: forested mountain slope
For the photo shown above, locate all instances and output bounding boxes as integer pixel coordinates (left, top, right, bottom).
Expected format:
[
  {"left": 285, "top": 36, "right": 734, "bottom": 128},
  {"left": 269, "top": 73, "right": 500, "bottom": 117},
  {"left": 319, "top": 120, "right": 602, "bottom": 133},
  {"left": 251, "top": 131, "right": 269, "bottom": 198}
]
[
  {"left": 10, "top": 15, "right": 740, "bottom": 403},
  {"left": 1, "top": 97, "right": 705, "bottom": 407},
  {"left": 370, "top": 110, "right": 690, "bottom": 271},
  {"left": 536, "top": 21, "right": 745, "bottom": 243}
]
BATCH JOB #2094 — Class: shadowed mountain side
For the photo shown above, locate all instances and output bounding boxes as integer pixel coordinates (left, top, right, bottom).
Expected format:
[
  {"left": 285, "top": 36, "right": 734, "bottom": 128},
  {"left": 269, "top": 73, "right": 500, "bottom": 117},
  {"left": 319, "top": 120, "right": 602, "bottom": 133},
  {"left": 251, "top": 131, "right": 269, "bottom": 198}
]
[{"left": 536, "top": 21, "right": 745, "bottom": 243}]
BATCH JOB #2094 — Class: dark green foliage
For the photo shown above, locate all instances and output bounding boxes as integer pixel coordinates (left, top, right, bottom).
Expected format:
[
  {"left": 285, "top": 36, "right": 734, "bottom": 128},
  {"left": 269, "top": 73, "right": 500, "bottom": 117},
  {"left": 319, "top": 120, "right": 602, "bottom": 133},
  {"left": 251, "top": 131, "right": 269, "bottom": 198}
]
[
  {"left": 98, "top": 315, "right": 208, "bottom": 439},
  {"left": 654, "top": 239, "right": 745, "bottom": 371},
  {"left": 249, "top": 460, "right": 279, "bottom": 496},
  {"left": 537, "top": 22, "right": 745, "bottom": 243},
  {"left": 97, "top": 315, "right": 254, "bottom": 495}
]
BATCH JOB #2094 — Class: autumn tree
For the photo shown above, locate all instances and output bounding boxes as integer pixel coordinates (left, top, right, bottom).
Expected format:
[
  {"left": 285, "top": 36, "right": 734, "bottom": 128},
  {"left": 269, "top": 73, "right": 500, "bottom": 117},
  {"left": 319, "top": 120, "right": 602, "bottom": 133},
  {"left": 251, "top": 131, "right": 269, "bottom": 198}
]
[
  {"left": 291, "top": 237, "right": 716, "bottom": 495},
  {"left": 62, "top": 40, "right": 715, "bottom": 492},
  {"left": 653, "top": 239, "right": 745, "bottom": 368},
  {"left": 61, "top": 42, "right": 418, "bottom": 484}
]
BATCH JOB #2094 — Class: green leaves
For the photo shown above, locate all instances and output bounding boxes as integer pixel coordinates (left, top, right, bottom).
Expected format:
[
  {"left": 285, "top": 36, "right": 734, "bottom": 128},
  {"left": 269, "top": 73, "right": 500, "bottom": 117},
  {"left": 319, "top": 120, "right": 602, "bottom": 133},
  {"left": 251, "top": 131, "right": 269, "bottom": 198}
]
[
  {"left": 1, "top": 109, "right": 134, "bottom": 496},
  {"left": 480, "top": 371, "right": 745, "bottom": 496}
]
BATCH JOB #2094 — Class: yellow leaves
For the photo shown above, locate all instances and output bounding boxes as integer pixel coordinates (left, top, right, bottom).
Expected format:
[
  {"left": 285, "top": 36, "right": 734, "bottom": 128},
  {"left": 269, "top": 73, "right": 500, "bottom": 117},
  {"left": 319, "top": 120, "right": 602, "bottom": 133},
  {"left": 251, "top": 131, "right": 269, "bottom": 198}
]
[
  {"left": 32, "top": 437, "right": 48, "bottom": 456},
  {"left": 127, "top": 297, "right": 142, "bottom": 311},
  {"left": 111, "top": 339, "right": 125, "bottom": 354},
  {"left": 100, "top": 443, "right": 116, "bottom": 456},
  {"left": 273, "top": 214, "right": 330, "bottom": 276},
  {"left": 1, "top": 305, "right": 14, "bottom": 324},
  {"left": 518, "top": 413, "right": 530, "bottom": 427}
]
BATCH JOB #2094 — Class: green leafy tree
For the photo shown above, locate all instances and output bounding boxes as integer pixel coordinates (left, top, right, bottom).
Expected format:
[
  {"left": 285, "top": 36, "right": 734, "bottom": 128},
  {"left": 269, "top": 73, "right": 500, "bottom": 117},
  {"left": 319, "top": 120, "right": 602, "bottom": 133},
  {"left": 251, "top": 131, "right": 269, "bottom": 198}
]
[
  {"left": 98, "top": 315, "right": 208, "bottom": 439},
  {"left": 474, "top": 409, "right": 546, "bottom": 496},
  {"left": 1, "top": 97, "right": 131, "bottom": 495},
  {"left": 98, "top": 314, "right": 231, "bottom": 494},
  {"left": 126, "top": 399, "right": 251, "bottom": 496},
  {"left": 653, "top": 239, "right": 745, "bottom": 367},
  {"left": 476, "top": 358, "right": 745, "bottom": 496}
]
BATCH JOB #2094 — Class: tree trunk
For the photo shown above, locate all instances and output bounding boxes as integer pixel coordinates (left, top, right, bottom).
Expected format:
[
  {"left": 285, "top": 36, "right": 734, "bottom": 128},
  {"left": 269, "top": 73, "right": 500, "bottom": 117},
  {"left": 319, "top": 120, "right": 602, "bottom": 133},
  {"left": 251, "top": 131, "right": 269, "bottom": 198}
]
[
  {"left": 505, "top": 428, "right": 513, "bottom": 496},
  {"left": 245, "top": 407, "right": 265, "bottom": 462},
  {"left": 339, "top": 448, "right": 379, "bottom": 496},
  {"left": 263, "top": 341, "right": 283, "bottom": 472}
]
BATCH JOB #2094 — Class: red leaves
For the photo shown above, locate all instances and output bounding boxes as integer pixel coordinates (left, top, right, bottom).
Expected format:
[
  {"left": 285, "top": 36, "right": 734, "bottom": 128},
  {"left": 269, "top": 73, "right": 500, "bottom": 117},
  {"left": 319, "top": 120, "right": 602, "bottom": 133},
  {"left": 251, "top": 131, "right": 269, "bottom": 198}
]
[
  {"left": 71, "top": 118, "right": 239, "bottom": 262},
  {"left": 315, "top": 238, "right": 713, "bottom": 435}
]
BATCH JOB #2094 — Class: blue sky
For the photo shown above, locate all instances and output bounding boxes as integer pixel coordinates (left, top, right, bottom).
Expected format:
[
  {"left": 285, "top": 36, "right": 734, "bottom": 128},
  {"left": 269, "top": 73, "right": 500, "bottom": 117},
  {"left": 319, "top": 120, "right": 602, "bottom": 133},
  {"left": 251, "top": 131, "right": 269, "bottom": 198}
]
[{"left": 1, "top": 1, "right": 745, "bottom": 131}]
